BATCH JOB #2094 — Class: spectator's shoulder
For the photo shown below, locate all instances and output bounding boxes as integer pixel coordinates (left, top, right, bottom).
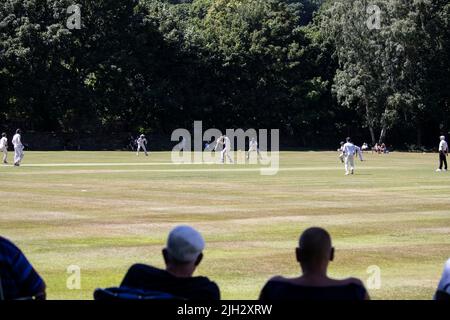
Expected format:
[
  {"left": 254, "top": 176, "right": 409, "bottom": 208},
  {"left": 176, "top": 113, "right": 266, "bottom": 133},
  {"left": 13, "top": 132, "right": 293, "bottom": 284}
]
[
  {"left": 127, "top": 263, "right": 159, "bottom": 275},
  {"left": 0, "top": 236, "right": 21, "bottom": 254},
  {"left": 206, "top": 279, "right": 221, "bottom": 300},
  {"left": 341, "top": 277, "right": 365, "bottom": 288},
  {"left": 263, "top": 276, "right": 287, "bottom": 287}
]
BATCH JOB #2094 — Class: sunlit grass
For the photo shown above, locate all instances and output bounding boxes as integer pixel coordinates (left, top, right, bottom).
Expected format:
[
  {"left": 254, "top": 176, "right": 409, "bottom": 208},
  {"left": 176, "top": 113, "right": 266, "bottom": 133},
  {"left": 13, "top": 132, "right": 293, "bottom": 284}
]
[{"left": 0, "top": 151, "right": 449, "bottom": 299}]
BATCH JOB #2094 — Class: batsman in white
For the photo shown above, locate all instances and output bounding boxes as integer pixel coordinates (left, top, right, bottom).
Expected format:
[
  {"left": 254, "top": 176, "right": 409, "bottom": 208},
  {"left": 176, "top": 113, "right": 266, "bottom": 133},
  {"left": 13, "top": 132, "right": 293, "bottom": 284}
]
[
  {"left": 0, "top": 132, "right": 8, "bottom": 164},
  {"left": 136, "top": 134, "right": 148, "bottom": 156},
  {"left": 11, "top": 129, "right": 24, "bottom": 166},
  {"left": 342, "top": 137, "right": 363, "bottom": 175},
  {"left": 246, "top": 137, "right": 262, "bottom": 160},
  {"left": 214, "top": 135, "right": 233, "bottom": 163}
]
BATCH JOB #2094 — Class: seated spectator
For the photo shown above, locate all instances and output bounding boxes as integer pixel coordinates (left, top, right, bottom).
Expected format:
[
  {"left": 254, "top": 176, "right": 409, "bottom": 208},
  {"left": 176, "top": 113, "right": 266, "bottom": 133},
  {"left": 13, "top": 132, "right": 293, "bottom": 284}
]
[
  {"left": 372, "top": 143, "right": 379, "bottom": 154},
  {"left": 259, "top": 227, "right": 369, "bottom": 300},
  {"left": 380, "top": 143, "right": 386, "bottom": 153},
  {"left": 120, "top": 225, "right": 220, "bottom": 300},
  {"left": 434, "top": 258, "right": 450, "bottom": 300},
  {"left": 0, "top": 236, "right": 46, "bottom": 300},
  {"left": 361, "top": 142, "right": 369, "bottom": 152}
]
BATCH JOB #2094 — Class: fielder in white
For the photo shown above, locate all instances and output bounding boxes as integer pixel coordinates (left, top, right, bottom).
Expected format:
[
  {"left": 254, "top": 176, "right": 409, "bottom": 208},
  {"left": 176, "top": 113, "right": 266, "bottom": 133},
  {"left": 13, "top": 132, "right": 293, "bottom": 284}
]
[
  {"left": 214, "top": 135, "right": 233, "bottom": 163},
  {"left": 11, "top": 129, "right": 24, "bottom": 166},
  {"left": 355, "top": 145, "right": 364, "bottom": 161},
  {"left": 136, "top": 134, "right": 148, "bottom": 156},
  {"left": 247, "top": 137, "right": 262, "bottom": 160},
  {"left": 342, "top": 137, "right": 363, "bottom": 175},
  {"left": 338, "top": 141, "right": 345, "bottom": 163},
  {"left": 0, "top": 133, "right": 8, "bottom": 164}
]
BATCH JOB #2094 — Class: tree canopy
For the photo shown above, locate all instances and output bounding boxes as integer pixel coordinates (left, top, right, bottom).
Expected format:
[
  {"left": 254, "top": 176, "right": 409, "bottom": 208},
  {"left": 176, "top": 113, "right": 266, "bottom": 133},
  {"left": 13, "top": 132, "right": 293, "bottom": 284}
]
[{"left": 0, "top": 0, "right": 448, "bottom": 149}]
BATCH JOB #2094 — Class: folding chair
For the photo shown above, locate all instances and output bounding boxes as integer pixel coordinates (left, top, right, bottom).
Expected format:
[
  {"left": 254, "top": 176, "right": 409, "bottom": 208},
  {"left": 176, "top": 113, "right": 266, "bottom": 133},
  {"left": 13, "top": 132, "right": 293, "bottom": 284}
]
[{"left": 93, "top": 286, "right": 185, "bottom": 301}]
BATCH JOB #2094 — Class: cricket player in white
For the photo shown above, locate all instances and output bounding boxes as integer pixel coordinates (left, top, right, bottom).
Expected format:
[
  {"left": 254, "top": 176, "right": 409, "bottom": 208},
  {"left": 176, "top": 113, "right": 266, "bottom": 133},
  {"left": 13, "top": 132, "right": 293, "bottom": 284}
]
[
  {"left": 215, "top": 135, "right": 233, "bottom": 163},
  {"left": 338, "top": 141, "right": 345, "bottom": 163},
  {"left": 0, "top": 133, "right": 8, "bottom": 164},
  {"left": 355, "top": 145, "right": 364, "bottom": 161},
  {"left": 11, "top": 129, "right": 24, "bottom": 166},
  {"left": 247, "top": 137, "right": 261, "bottom": 160},
  {"left": 342, "top": 137, "right": 363, "bottom": 175},
  {"left": 136, "top": 134, "right": 148, "bottom": 156},
  {"left": 436, "top": 135, "right": 448, "bottom": 172}
]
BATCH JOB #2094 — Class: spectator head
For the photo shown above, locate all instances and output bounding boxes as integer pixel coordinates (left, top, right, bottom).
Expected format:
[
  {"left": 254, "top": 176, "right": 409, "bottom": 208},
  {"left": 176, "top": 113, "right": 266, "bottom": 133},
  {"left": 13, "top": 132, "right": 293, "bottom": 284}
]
[
  {"left": 16, "top": 129, "right": 21, "bottom": 134},
  {"left": 1, "top": 132, "right": 6, "bottom": 137},
  {"left": 163, "top": 225, "right": 205, "bottom": 277},
  {"left": 440, "top": 135, "right": 445, "bottom": 141},
  {"left": 346, "top": 137, "right": 351, "bottom": 143},
  {"left": 296, "top": 227, "right": 334, "bottom": 274}
]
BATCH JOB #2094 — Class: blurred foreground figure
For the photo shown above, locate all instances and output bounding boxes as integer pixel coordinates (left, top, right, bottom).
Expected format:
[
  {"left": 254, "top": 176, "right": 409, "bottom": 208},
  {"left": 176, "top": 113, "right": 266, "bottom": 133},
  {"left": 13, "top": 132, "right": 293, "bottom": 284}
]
[
  {"left": 259, "top": 227, "right": 369, "bottom": 301},
  {"left": 0, "top": 236, "right": 46, "bottom": 300},
  {"left": 119, "top": 225, "right": 220, "bottom": 300}
]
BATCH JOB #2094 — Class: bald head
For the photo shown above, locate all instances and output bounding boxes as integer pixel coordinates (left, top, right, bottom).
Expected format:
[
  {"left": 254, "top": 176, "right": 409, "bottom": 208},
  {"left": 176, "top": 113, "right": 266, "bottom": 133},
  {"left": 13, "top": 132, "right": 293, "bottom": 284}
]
[{"left": 297, "top": 227, "right": 333, "bottom": 268}]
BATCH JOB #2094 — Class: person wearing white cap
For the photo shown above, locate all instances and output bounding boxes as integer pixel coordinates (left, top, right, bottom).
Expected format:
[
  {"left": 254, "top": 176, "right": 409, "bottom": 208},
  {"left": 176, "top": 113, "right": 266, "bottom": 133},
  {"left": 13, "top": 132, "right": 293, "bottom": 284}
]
[
  {"left": 120, "top": 225, "right": 220, "bottom": 300},
  {"left": 436, "top": 135, "right": 448, "bottom": 172},
  {"left": 434, "top": 258, "right": 450, "bottom": 300},
  {"left": 136, "top": 134, "right": 148, "bottom": 156}
]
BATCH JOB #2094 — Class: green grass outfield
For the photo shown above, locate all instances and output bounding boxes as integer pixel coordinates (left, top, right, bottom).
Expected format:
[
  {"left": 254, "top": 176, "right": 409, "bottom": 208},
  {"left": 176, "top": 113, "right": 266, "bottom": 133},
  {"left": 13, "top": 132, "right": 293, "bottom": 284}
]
[{"left": 0, "top": 151, "right": 449, "bottom": 300}]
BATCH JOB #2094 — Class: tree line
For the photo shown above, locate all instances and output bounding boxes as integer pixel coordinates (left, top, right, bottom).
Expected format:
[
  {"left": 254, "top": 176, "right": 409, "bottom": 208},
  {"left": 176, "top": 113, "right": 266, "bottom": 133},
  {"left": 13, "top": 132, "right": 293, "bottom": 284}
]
[{"left": 0, "top": 0, "right": 448, "bottom": 149}]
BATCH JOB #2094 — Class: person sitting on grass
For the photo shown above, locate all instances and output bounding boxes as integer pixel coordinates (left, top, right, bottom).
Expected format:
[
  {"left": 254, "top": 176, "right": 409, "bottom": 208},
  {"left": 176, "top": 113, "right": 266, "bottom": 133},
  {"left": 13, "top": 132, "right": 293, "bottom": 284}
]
[
  {"left": 434, "top": 258, "right": 450, "bottom": 300},
  {"left": 120, "top": 225, "right": 220, "bottom": 300},
  {"left": 259, "top": 227, "right": 369, "bottom": 301},
  {"left": 361, "top": 142, "right": 369, "bottom": 152},
  {"left": 0, "top": 236, "right": 46, "bottom": 300},
  {"left": 372, "top": 143, "right": 379, "bottom": 154}
]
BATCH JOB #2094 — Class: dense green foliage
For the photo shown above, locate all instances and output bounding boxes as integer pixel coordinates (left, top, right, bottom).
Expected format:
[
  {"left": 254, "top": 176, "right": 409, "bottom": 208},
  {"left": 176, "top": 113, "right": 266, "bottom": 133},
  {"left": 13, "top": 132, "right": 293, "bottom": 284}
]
[{"left": 0, "top": 0, "right": 448, "bottom": 148}]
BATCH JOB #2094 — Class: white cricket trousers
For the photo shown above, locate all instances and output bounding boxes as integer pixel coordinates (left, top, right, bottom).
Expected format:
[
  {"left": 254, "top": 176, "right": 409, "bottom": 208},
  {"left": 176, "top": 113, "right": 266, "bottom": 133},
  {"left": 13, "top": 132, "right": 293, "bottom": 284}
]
[
  {"left": 221, "top": 148, "right": 233, "bottom": 163},
  {"left": 14, "top": 146, "right": 24, "bottom": 165},
  {"left": 344, "top": 154, "right": 354, "bottom": 174},
  {"left": 247, "top": 146, "right": 261, "bottom": 159},
  {"left": 137, "top": 144, "right": 148, "bottom": 155},
  {"left": 1, "top": 147, "right": 7, "bottom": 163}
]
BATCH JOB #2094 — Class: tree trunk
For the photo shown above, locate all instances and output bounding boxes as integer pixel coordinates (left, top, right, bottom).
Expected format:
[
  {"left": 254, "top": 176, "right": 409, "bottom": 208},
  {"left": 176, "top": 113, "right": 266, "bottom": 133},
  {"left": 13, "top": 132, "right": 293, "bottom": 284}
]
[
  {"left": 379, "top": 126, "right": 387, "bottom": 144},
  {"left": 416, "top": 124, "right": 422, "bottom": 147},
  {"left": 369, "top": 126, "right": 376, "bottom": 145},
  {"left": 365, "top": 99, "right": 376, "bottom": 145}
]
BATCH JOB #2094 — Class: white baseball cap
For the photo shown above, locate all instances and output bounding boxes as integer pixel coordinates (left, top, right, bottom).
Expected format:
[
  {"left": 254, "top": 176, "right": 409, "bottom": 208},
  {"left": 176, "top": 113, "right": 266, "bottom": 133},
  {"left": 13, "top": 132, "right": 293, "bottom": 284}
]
[
  {"left": 440, "top": 136, "right": 445, "bottom": 140},
  {"left": 166, "top": 226, "right": 205, "bottom": 263}
]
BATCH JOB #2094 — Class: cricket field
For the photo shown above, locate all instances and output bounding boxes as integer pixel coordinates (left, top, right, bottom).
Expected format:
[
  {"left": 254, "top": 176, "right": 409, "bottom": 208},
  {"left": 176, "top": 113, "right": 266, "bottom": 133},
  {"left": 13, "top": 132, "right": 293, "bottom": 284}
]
[{"left": 0, "top": 151, "right": 449, "bottom": 300}]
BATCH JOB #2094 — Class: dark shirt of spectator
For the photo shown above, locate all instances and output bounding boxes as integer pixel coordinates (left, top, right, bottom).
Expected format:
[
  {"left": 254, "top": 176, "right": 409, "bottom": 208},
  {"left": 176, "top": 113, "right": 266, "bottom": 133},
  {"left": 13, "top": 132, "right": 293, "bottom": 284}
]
[
  {"left": 121, "top": 264, "right": 220, "bottom": 300},
  {"left": 120, "top": 225, "right": 220, "bottom": 300},
  {"left": 0, "top": 236, "right": 46, "bottom": 300},
  {"left": 259, "top": 277, "right": 367, "bottom": 300}
]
